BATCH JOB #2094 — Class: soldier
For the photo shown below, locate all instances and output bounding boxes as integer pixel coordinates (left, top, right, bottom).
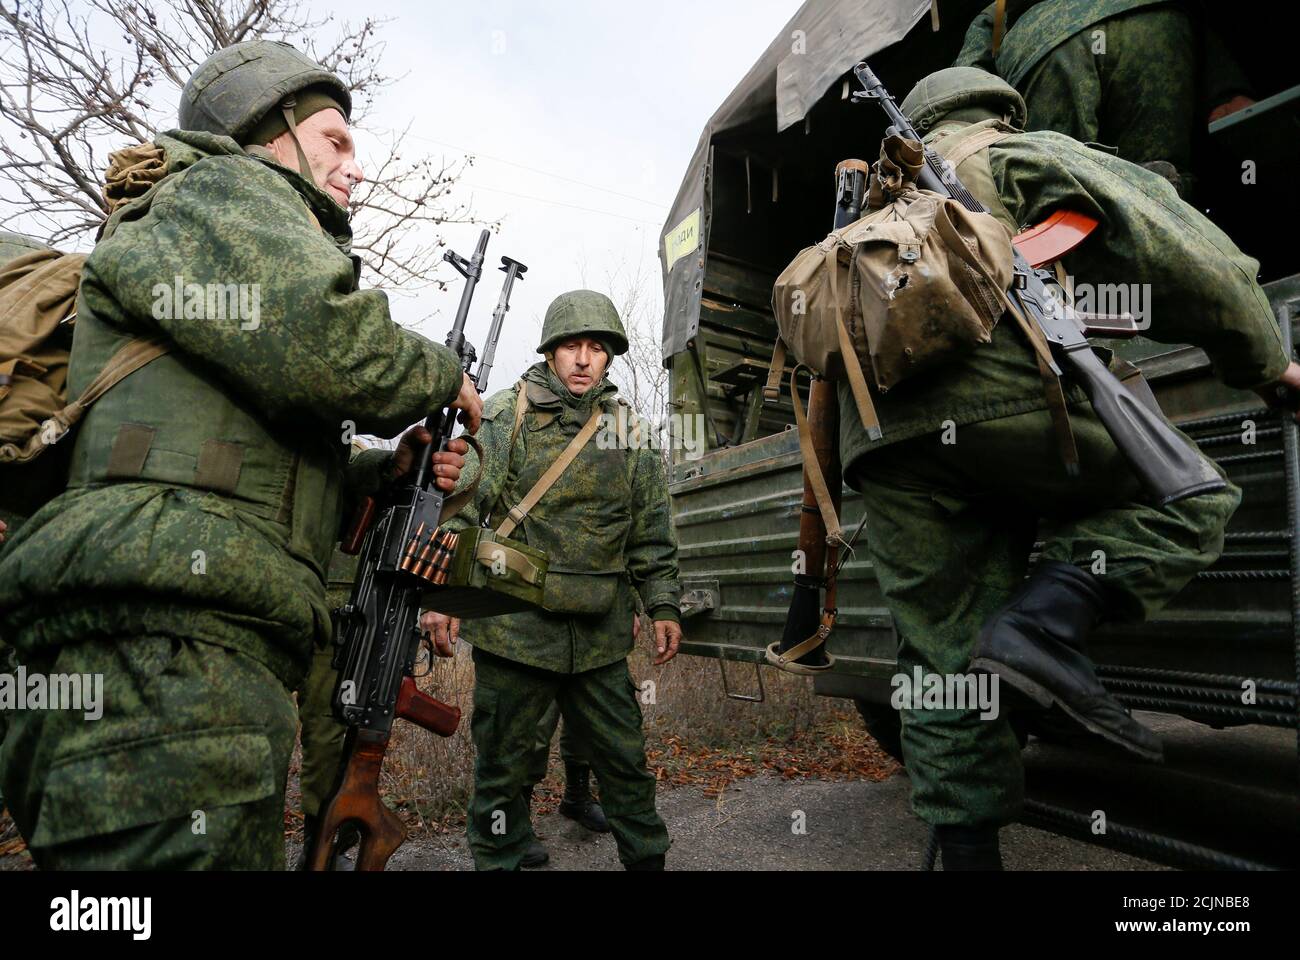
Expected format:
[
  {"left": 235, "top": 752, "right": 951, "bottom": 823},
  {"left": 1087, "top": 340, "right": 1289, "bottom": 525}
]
[
  {"left": 837, "top": 67, "right": 1297, "bottom": 870},
  {"left": 423, "top": 290, "right": 683, "bottom": 871},
  {"left": 0, "top": 40, "right": 482, "bottom": 869},
  {"left": 954, "top": 1, "right": 1254, "bottom": 195}
]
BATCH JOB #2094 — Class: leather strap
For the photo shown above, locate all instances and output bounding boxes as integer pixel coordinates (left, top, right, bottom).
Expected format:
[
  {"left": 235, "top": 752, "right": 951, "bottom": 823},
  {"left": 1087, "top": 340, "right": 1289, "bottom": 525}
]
[
  {"left": 791, "top": 364, "right": 846, "bottom": 546},
  {"left": 992, "top": 0, "right": 1007, "bottom": 56}
]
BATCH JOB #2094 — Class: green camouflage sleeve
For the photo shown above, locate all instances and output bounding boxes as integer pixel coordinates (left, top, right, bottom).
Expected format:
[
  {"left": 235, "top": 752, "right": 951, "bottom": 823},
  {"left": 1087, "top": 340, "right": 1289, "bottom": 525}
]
[
  {"left": 441, "top": 384, "right": 520, "bottom": 533},
  {"left": 953, "top": 5, "right": 997, "bottom": 71},
  {"left": 343, "top": 447, "right": 395, "bottom": 501},
  {"left": 84, "top": 155, "right": 464, "bottom": 438},
  {"left": 624, "top": 431, "right": 681, "bottom": 622},
  {"left": 993, "top": 136, "right": 1289, "bottom": 390}
]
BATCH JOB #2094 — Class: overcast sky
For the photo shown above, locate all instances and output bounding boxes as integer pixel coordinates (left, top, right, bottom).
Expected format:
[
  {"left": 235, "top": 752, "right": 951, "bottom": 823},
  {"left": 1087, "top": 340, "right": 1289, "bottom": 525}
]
[{"left": 338, "top": 0, "right": 798, "bottom": 386}]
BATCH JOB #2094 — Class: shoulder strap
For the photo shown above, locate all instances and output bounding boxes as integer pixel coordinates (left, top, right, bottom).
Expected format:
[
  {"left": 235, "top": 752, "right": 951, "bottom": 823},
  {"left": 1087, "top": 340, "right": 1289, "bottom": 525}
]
[
  {"left": 495, "top": 403, "right": 603, "bottom": 540},
  {"left": 2, "top": 336, "right": 170, "bottom": 463},
  {"left": 933, "top": 124, "right": 1013, "bottom": 170}
]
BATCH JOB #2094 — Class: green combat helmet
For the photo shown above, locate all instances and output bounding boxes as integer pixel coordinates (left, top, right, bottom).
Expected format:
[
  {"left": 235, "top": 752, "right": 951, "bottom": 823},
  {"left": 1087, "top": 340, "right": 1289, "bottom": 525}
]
[
  {"left": 179, "top": 40, "right": 351, "bottom": 178},
  {"left": 537, "top": 290, "right": 628, "bottom": 356},
  {"left": 900, "top": 66, "right": 1027, "bottom": 134}
]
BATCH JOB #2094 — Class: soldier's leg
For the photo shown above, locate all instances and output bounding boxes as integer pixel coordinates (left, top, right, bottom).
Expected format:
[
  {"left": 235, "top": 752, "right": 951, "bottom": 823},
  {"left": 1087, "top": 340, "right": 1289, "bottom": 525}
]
[
  {"left": 467, "top": 648, "right": 561, "bottom": 871},
  {"left": 0, "top": 633, "right": 298, "bottom": 870},
  {"left": 297, "top": 644, "right": 347, "bottom": 821},
  {"left": 525, "top": 700, "right": 562, "bottom": 789},
  {"left": 557, "top": 659, "right": 668, "bottom": 868},
  {"left": 852, "top": 454, "right": 1034, "bottom": 831}
]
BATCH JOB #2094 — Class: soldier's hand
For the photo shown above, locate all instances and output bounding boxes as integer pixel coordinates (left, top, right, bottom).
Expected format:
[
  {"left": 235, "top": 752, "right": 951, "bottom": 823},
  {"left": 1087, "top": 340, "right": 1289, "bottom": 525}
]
[
  {"left": 393, "top": 428, "right": 468, "bottom": 491},
  {"left": 0, "top": 518, "right": 7, "bottom": 544},
  {"left": 1255, "top": 361, "right": 1300, "bottom": 422},
  {"left": 633, "top": 614, "right": 642, "bottom": 640},
  {"left": 652, "top": 620, "right": 682, "bottom": 666},
  {"left": 421, "top": 611, "right": 460, "bottom": 657},
  {"left": 451, "top": 373, "right": 483, "bottom": 435}
]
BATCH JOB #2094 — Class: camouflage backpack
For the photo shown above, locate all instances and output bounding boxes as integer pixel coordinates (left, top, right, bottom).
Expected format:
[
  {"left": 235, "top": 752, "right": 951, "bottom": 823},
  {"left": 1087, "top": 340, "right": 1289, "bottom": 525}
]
[{"left": 0, "top": 149, "right": 173, "bottom": 514}]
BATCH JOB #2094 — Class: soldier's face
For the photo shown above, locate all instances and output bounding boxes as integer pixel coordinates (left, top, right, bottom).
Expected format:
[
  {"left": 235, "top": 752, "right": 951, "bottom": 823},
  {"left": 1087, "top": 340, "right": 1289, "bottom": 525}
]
[
  {"left": 552, "top": 337, "right": 609, "bottom": 395},
  {"left": 270, "top": 107, "right": 365, "bottom": 209}
]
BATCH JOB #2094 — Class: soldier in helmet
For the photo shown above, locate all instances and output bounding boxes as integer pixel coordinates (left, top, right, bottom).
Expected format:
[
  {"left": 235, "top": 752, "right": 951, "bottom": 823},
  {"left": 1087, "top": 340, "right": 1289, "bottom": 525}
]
[
  {"left": 422, "top": 290, "right": 683, "bottom": 871},
  {"left": 836, "top": 67, "right": 1297, "bottom": 869},
  {"left": 954, "top": 1, "right": 1254, "bottom": 196},
  {"left": 0, "top": 40, "right": 482, "bottom": 869}
]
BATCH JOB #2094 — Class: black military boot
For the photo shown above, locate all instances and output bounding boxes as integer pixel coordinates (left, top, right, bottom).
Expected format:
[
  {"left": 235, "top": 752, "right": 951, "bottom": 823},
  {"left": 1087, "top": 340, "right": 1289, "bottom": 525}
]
[
  {"left": 521, "top": 789, "right": 550, "bottom": 869},
  {"left": 969, "top": 561, "right": 1163, "bottom": 761},
  {"left": 936, "top": 825, "right": 1003, "bottom": 871},
  {"left": 559, "top": 762, "right": 610, "bottom": 833}
]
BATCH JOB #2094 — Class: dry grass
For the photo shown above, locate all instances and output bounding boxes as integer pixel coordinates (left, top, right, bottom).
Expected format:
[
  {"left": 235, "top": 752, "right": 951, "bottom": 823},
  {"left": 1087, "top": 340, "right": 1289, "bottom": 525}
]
[{"left": 296, "top": 623, "right": 900, "bottom": 844}]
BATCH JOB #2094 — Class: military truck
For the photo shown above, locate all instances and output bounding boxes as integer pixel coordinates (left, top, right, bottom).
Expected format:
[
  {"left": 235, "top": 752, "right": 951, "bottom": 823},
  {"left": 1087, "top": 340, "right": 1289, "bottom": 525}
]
[{"left": 658, "top": 0, "right": 1299, "bottom": 867}]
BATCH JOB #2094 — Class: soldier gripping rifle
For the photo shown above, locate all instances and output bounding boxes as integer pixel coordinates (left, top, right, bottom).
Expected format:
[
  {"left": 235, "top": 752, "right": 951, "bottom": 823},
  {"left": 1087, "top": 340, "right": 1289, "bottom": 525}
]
[{"left": 310, "top": 230, "right": 527, "bottom": 872}]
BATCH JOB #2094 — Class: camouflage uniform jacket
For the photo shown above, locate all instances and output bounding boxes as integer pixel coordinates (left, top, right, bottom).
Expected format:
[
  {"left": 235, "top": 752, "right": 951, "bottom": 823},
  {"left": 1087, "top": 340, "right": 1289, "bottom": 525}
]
[
  {"left": 443, "top": 361, "right": 680, "bottom": 674},
  {"left": 0, "top": 130, "right": 463, "bottom": 689},
  {"left": 955, "top": 0, "right": 1251, "bottom": 107},
  {"left": 838, "top": 119, "right": 1289, "bottom": 473}
]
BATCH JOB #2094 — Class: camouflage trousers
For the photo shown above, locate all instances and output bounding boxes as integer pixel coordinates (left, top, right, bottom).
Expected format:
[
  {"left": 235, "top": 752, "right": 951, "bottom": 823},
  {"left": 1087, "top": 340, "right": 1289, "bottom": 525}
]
[
  {"left": 296, "top": 644, "right": 347, "bottom": 820},
  {"left": 525, "top": 700, "right": 588, "bottom": 788},
  {"left": 1019, "top": 6, "right": 1195, "bottom": 176},
  {"left": 0, "top": 631, "right": 298, "bottom": 869},
  {"left": 846, "top": 403, "right": 1238, "bottom": 828},
  {"left": 467, "top": 647, "right": 668, "bottom": 870}
]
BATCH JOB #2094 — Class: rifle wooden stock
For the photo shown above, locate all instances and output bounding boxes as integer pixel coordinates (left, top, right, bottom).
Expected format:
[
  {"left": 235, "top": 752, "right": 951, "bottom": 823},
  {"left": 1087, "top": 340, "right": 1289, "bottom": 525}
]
[{"left": 309, "top": 728, "right": 407, "bottom": 872}]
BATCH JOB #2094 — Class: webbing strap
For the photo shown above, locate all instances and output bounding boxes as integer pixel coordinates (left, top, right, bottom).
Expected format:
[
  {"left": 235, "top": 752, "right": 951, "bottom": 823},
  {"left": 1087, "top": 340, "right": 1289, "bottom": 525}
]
[
  {"left": 473, "top": 539, "right": 544, "bottom": 586},
  {"left": 437, "top": 434, "right": 485, "bottom": 525},
  {"left": 1, "top": 337, "right": 170, "bottom": 463},
  {"left": 494, "top": 388, "right": 603, "bottom": 540},
  {"left": 826, "top": 245, "right": 883, "bottom": 441},
  {"left": 280, "top": 98, "right": 314, "bottom": 181},
  {"left": 764, "top": 337, "right": 787, "bottom": 401},
  {"left": 935, "top": 125, "right": 1012, "bottom": 170}
]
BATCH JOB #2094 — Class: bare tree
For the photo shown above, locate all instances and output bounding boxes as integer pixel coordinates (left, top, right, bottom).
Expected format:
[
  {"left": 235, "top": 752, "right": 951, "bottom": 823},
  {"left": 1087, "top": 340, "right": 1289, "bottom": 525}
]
[
  {"left": 0, "top": 0, "right": 486, "bottom": 287},
  {"left": 605, "top": 256, "right": 671, "bottom": 464}
]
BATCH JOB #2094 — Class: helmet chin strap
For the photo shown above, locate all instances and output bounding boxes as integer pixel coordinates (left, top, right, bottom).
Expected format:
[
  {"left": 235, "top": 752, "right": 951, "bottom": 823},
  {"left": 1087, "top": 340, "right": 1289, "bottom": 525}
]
[{"left": 279, "top": 95, "right": 314, "bottom": 182}]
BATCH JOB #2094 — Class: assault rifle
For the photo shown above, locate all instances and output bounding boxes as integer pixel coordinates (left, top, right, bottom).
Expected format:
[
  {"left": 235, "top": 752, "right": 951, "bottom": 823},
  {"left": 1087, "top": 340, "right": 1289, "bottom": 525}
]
[
  {"left": 851, "top": 62, "right": 1224, "bottom": 505},
  {"left": 308, "top": 229, "right": 527, "bottom": 871}
]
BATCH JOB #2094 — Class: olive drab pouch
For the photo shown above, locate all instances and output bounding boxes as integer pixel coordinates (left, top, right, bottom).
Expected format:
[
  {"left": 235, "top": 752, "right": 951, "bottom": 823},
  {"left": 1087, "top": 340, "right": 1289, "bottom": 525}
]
[
  {"left": 0, "top": 247, "right": 169, "bottom": 514},
  {"left": 768, "top": 133, "right": 1014, "bottom": 439}
]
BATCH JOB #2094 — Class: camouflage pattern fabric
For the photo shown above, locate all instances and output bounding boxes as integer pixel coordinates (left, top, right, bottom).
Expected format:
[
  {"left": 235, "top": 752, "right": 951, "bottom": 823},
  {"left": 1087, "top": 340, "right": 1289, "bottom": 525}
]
[
  {"left": 467, "top": 648, "right": 668, "bottom": 870},
  {"left": 0, "top": 633, "right": 298, "bottom": 869},
  {"left": 847, "top": 412, "right": 1237, "bottom": 826},
  {"left": 955, "top": 2, "right": 1253, "bottom": 175},
  {"left": 296, "top": 549, "right": 360, "bottom": 819},
  {"left": 524, "top": 700, "right": 588, "bottom": 788},
  {"left": 0, "top": 129, "right": 463, "bottom": 868},
  {"left": 443, "top": 361, "right": 680, "bottom": 674}
]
